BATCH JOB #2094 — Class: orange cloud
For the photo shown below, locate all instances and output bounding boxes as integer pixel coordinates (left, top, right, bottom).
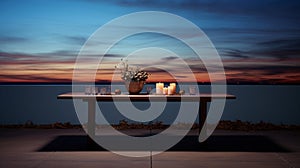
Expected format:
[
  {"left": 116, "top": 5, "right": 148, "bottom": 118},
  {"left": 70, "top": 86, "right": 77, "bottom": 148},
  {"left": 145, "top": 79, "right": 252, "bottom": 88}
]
[{"left": 0, "top": 52, "right": 299, "bottom": 84}]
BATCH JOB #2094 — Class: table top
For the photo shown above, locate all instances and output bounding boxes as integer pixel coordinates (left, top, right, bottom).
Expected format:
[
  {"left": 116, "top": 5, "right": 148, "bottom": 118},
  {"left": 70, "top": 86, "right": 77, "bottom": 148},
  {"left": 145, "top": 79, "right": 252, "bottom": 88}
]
[{"left": 57, "top": 92, "right": 236, "bottom": 102}]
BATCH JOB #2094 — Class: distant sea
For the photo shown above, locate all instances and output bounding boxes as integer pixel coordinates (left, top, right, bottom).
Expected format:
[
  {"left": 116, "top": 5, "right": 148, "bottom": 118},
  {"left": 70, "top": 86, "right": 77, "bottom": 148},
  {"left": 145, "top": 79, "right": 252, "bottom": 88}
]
[{"left": 0, "top": 84, "right": 299, "bottom": 125}]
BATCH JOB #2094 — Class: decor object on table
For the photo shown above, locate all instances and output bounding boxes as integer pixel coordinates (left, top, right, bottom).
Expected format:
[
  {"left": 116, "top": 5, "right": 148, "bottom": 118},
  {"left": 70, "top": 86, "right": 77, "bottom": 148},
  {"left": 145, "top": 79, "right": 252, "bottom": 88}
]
[
  {"left": 189, "top": 86, "right": 197, "bottom": 95},
  {"left": 156, "top": 82, "right": 164, "bottom": 94},
  {"left": 116, "top": 59, "right": 149, "bottom": 94},
  {"left": 169, "top": 83, "right": 176, "bottom": 94},
  {"left": 115, "top": 89, "right": 121, "bottom": 95},
  {"left": 157, "top": 82, "right": 177, "bottom": 95},
  {"left": 85, "top": 86, "right": 99, "bottom": 95}
]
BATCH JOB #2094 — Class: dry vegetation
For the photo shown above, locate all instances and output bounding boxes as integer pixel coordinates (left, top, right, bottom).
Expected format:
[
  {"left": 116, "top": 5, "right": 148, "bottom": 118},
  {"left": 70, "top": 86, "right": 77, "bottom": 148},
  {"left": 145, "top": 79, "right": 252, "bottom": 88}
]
[{"left": 1, "top": 120, "right": 299, "bottom": 131}]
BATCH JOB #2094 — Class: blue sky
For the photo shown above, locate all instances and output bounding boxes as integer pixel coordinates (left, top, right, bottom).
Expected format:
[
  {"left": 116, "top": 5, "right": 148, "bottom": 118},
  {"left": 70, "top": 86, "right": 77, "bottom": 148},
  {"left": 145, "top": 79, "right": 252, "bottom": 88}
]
[{"left": 0, "top": 0, "right": 299, "bottom": 83}]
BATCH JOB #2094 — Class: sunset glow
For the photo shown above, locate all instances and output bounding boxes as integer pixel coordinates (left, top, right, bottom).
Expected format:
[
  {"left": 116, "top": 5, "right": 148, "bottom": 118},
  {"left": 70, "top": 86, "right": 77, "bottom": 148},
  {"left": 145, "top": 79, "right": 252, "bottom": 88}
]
[{"left": 0, "top": 0, "right": 299, "bottom": 84}]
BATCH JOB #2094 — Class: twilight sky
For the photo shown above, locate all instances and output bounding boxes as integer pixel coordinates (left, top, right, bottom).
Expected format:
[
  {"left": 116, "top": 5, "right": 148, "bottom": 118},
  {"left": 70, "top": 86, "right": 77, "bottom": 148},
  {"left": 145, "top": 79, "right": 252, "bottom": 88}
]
[{"left": 0, "top": 0, "right": 300, "bottom": 84}]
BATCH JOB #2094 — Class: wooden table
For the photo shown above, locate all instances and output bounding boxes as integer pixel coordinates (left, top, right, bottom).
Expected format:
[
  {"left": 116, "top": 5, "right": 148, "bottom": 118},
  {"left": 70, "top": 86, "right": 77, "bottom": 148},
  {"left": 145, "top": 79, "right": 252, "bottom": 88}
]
[{"left": 57, "top": 93, "right": 236, "bottom": 137}]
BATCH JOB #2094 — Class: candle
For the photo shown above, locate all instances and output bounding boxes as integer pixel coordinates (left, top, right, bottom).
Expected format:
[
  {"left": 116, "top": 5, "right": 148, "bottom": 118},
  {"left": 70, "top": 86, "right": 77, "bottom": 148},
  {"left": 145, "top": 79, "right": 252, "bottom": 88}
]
[
  {"left": 170, "top": 83, "right": 176, "bottom": 94},
  {"left": 156, "top": 82, "right": 164, "bottom": 94},
  {"left": 168, "top": 86, "right": 172, "bottom": 95},
  {"left": 163, "top": 87, "right": 168, "bottom": 95},
  {"left": 168, "top": 85, "right": 174, "bottom": 95}
]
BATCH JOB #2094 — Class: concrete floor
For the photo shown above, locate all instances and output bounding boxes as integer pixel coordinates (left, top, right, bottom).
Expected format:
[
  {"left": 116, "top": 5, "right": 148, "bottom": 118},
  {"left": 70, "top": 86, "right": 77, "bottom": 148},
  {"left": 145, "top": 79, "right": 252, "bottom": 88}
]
[{"left": 0, "top": 128, "right": 299, "bottom": 168}]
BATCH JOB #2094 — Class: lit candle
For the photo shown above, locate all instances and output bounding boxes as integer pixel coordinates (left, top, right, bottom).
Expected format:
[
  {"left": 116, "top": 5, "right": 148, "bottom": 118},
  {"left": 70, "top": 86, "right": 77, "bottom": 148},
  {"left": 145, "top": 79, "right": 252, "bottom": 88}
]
[
  {"left": 170, "top": 83, "right": 176, "bottom": 94},
  {"left": 163, "top": 87, "right": 168, "bottom": 95},
  {"left": 168, "top": 86, "right": 172, "bottom": 95},
  {"left": 156, "top": 82, "right": 164, "bottom": 94},
  {"left": 168, "top": 85, "right": 174, "bottom": 95}
]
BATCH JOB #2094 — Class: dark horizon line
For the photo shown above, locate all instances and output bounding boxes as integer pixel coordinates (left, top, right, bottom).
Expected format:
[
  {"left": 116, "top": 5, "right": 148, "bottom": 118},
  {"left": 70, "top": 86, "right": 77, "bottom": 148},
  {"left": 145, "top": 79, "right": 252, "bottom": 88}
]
[{"left": 0, "top": 82, "right": 299, "bottom": 85}]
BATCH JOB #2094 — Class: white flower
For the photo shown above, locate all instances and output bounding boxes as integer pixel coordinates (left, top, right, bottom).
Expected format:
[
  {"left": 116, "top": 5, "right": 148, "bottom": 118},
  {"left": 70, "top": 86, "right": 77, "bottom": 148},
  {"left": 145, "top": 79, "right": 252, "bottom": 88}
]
[{"left": 116, "top": 59, "right": 149, "bottom": 81}]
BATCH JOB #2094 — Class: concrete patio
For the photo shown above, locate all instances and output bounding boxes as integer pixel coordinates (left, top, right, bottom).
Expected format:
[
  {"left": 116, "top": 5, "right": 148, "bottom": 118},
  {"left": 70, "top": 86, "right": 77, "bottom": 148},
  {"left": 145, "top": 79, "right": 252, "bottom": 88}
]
[{"left": 0, "top": 128, "right": 299, "bottom": 168}]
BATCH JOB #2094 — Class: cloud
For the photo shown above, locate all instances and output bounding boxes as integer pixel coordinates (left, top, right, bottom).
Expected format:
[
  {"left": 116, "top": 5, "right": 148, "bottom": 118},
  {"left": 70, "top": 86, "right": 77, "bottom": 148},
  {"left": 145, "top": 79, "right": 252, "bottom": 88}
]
[
  {"left": 39, "top": 50, "right": 78, "bottom": 57},
  {"left": 220, "top": 49, "right": 249, "bottom": 59},
  {"left": 223, "top": 57, "right": 300, "bottom": 84},
  {"left": 174, "top": 75, "right": 188, "bottom": 79},
  {"left": 103, "top": 54, "right": 123, "bottom": 58},
  {"left": 64, "top": 35, "right": 87, "bottom": 45},
  {"left": 36, "top": 50, "right": 122, "bottom": 58},
  {"left": 0, "top": 36, "right": 28, "bottom": 43},
  {"left": 161, "top": 56, "right": 178, "bottom": 61},
  {"left": 1, "top": 49, "right": 299, "bottom": 84},
  {"left": 0, "top": 51, "right": 33, "bottom": 60},
  {"left": 142, "top": 67, "right": 167, "bottom": 73},
  {"left": 256, "top": 38, "right": 300, "bottom": 59},
  {"left": 0, "top": 74, "right": 71, "bottom": 83},
  {"left": 220, "top": 37, "right": 300, "bottom": 60},
  {"left": 0, "top": 51, "right": 75, "bottom": 64},
  {"left": 258, "top": 39, "right": 300, "bottom": 48},
  {"left": 225, "top": 64, "right": 299, "bottom": 74}
]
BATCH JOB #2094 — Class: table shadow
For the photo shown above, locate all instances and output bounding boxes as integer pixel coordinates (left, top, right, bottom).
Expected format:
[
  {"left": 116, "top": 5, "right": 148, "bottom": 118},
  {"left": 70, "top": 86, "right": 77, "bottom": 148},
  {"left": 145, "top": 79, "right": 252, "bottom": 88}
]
[{"left": 37, "top": 134, "right": 290, "bottom": 152}]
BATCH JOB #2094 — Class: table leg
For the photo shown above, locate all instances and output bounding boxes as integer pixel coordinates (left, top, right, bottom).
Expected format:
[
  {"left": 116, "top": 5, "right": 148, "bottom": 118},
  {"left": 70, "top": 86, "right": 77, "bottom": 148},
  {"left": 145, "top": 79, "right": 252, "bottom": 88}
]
[
  {"left": 87, "top": 99, "right": 96, "bottom": 138},
  {"left": 199, "top": 100, "right": 207, "bottom": 135}
]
